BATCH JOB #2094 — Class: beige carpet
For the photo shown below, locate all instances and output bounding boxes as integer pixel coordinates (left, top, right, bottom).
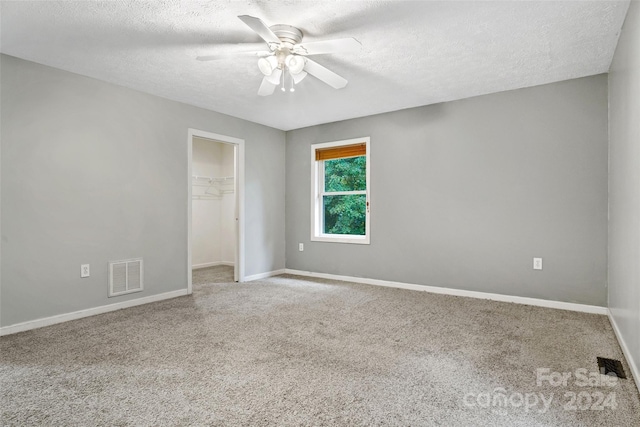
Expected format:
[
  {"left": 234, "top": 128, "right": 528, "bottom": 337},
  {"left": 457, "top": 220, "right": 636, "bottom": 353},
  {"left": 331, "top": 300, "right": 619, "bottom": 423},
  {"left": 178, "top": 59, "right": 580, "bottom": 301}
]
[{"left": 1, "top": 266, "right": 639, "bottom": 426}]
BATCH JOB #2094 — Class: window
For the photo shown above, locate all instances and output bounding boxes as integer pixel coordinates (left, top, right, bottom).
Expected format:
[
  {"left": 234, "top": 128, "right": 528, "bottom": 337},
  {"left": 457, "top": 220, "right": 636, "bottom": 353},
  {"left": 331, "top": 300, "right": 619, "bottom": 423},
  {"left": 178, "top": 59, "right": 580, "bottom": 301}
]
[{"left": 311, "top": 137, "right": 370, "bottom": 244}]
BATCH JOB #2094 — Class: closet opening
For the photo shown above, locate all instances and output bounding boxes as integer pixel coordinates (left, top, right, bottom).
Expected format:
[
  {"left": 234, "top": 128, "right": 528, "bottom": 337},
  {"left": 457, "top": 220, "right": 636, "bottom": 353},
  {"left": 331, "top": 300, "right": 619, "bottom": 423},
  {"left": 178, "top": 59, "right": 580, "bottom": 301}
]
[{"left": 187, "top": 129, "right": 245, "bottom": 293}]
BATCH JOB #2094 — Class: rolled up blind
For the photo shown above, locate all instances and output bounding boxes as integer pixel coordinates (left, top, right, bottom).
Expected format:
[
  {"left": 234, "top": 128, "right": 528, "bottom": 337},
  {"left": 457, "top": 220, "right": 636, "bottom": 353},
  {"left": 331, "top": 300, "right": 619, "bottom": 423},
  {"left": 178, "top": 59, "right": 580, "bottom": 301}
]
[{"left": 315, "top": 143, "right": 366, "bottom": 161}]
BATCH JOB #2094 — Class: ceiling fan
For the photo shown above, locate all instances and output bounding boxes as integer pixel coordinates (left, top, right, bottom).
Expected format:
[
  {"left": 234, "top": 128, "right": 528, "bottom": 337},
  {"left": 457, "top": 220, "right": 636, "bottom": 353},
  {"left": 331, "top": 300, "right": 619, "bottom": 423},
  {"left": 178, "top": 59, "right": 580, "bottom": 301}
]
[{"left": 197, "top": 15, "right": 361, "bottom": 96}]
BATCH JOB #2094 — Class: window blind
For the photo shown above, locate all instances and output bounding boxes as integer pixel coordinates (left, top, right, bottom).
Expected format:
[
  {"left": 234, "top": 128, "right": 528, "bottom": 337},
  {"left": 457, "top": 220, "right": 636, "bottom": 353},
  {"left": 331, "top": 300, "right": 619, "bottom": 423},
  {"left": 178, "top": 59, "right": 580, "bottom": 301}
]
[{"left": 315, "top": 143, "right": 366, "bottom": 161}]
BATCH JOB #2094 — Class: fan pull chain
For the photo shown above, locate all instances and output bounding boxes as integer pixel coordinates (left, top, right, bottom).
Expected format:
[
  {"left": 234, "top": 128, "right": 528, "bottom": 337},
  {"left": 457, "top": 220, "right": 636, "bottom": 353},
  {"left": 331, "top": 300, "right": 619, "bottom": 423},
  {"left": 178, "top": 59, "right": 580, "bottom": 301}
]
[{"left": 281, "top": 68, "right": 286, "bottom": 92}]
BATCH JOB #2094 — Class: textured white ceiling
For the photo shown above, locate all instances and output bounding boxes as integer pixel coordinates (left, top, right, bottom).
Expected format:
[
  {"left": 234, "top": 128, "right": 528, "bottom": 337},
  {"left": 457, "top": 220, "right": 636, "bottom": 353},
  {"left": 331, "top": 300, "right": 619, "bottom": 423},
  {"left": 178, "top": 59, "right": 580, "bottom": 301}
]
[{"left": 0, "top": 1, "right": 630, "bottom": 131}]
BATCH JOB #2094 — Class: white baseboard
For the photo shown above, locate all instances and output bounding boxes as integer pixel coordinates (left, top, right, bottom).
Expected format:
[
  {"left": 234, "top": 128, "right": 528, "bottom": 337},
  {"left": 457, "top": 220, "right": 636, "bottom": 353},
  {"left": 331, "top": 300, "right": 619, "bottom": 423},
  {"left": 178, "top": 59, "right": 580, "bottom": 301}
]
[
  {"left": 0, "top": 289, "right": 189, "bottom": 337},
  {"left": 607, "top": 310, "right": 640, "bottom": 393},
  {"left": 245, "top": 269, "right": 286, "bottom": 282},
  {"left": 283, "top": 269, "right": 608, "bottom": 315},
  {"left": 192, "top": 261, "right": 234, "bottom": 270}
]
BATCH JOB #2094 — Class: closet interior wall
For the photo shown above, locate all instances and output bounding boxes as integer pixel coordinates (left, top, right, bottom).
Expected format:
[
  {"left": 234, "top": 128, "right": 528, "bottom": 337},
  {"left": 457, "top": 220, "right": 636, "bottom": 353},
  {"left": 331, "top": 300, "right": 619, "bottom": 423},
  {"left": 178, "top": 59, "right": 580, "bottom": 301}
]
[{"left": 192, "top": 137, "right": 236, "bottom": 269}]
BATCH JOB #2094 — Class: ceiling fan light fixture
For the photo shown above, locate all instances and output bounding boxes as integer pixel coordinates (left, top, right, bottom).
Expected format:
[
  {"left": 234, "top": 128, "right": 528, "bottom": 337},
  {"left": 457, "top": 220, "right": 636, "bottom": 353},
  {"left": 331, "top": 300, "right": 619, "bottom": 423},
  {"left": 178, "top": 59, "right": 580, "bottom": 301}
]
[
  {"left": 265, "top": 68, "right": 282, "bottom": 85},
  {"left": 285, "top": 54, "right": 305, "bottom": 75},
  {"left": 258, "top": 56, "right": 278, "bottom": 76},
  {"left": 292, "top": 70, "right": 308, "bottom": 84},
  {"left": 257, "top": 57, "right": 272, "bottom": 76}
]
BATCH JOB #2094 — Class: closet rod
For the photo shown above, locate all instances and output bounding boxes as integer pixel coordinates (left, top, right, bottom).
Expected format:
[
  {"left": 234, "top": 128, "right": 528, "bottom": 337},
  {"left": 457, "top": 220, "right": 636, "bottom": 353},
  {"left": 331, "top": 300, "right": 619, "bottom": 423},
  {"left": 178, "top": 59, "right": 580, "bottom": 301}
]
[{"left": 192, "top": 175, "right": 234, "bottom": 182}]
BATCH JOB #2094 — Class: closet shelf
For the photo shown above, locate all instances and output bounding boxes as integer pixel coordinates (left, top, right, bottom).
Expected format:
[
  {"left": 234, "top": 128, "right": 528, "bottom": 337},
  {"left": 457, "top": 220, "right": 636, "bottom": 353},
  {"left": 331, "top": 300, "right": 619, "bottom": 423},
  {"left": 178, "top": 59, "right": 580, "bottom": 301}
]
[
  {"left": 192, "top": 175, "right": 234, "bottom": 200},
  {"left": 192, "top": 175, "right": 234, "bottom": 183}
]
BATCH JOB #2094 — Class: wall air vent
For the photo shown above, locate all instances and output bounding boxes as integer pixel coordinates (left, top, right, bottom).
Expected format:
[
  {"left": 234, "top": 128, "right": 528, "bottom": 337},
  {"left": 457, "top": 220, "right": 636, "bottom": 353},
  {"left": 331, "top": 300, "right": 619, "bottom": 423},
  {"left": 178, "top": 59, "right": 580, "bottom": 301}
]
[{"left": 108, "top": 258, "right": 144, "bottom": 297}]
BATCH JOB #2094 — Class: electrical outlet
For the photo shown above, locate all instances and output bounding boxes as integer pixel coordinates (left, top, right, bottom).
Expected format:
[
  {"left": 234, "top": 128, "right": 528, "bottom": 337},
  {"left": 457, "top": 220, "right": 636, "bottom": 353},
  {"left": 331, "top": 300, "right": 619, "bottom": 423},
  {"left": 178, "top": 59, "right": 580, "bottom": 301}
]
[
  {"left": 299, "top": 243, "right": 304, "bottom": 252},
  {"left": 81, "top": 264, "right": 90, "bottom": 278},
  {"left": 533, "top": 258, "right": 543, "bottom": 270}
]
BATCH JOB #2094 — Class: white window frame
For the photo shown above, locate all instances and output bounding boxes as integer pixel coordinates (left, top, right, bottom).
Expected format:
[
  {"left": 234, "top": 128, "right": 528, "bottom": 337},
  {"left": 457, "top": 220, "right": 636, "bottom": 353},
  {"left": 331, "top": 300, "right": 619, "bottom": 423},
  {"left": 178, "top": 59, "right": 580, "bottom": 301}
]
[{"left": 310, "top": 137, "right": 370, "bottom": 244}]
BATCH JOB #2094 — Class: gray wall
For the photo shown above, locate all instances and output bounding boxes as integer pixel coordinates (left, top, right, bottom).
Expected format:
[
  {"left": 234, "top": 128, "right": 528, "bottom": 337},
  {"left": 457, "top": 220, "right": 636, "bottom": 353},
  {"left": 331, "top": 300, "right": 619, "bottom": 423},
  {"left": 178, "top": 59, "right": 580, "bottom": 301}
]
[
  {"left": 0, "top": 55, "right": 286, "bottom": 327},
  {"left": 608, "top": 1, "right": 640, "bottom": 383},
  {"left": 286, "top": 75, "right": 609, "bottom": 306}
]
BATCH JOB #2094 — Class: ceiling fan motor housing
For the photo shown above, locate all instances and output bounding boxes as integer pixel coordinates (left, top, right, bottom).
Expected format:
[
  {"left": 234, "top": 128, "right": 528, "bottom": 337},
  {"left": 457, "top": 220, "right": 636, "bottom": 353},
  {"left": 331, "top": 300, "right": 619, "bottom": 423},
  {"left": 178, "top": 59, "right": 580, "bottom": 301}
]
[
  {"left": 267, "top": 25, "right": 305, "bottom": 72},
  {"left": 270, "top": 24, "right": 303, "bottom": 46}
]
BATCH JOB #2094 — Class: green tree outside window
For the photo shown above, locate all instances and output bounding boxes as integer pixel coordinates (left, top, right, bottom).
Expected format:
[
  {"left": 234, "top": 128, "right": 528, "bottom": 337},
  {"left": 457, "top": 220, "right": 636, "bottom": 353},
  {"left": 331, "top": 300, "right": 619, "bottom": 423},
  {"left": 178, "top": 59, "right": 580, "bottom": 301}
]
[{"left": 323, "top": 156, "right": 366, "bottom": 235}]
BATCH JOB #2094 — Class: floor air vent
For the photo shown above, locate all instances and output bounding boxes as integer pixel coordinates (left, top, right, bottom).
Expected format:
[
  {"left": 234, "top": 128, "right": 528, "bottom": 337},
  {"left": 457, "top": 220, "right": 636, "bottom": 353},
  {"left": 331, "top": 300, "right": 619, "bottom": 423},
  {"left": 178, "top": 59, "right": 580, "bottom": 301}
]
[
  {"left": 109, "top": 258, "right": 144, "bottom": 297},
  {"left": 597, "top": 357, "right": 626, "bottom": 379}
]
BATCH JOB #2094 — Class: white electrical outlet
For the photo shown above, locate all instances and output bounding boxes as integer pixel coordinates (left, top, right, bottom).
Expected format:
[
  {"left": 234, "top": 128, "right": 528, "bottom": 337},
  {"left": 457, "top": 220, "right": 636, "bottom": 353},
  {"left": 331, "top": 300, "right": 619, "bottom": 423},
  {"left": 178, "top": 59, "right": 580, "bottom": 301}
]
[
  {"left": 81, "top": 264, "right": 90, "bottom": 278},
  {"left": 533, "top": 258, "right": 543, "bottom": 270},
  {"left": 299, "top": 243, "right": 304, "bottom": 251}
]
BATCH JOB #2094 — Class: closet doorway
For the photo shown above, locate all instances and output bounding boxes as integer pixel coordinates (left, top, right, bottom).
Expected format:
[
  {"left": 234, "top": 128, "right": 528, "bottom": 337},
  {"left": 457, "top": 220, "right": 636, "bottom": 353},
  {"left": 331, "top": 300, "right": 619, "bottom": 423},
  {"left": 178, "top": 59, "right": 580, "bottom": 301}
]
[{"left": 187, "top": 129, "right": 245, "bottom": 293}]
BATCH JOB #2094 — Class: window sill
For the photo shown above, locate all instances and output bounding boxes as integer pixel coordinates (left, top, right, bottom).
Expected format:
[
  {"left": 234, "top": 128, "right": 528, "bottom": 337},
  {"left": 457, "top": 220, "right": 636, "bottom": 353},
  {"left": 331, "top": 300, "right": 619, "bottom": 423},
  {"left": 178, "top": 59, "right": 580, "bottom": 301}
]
[{"left": 311, "top": 234, "right": 370, "bottom": 245}]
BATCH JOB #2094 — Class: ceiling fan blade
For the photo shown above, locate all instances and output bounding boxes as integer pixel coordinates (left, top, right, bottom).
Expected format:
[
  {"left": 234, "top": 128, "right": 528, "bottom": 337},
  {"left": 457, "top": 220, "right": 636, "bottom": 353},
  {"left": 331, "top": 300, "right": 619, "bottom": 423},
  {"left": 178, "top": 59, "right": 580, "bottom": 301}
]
[
  {"left": 304, "top": 59, "right": 348, "bottom": 89},
  {"left": 293, "top": 37, "right": 361, "bottom": 56},
  {"left": 197, "top": 50, "right": 270, "bottom": 61},
  {"left": 258, "top": 76, "right": 277, "bottom": 96},
  {"left": 238, "top": 15, "right": 281, "bottom": 46}
]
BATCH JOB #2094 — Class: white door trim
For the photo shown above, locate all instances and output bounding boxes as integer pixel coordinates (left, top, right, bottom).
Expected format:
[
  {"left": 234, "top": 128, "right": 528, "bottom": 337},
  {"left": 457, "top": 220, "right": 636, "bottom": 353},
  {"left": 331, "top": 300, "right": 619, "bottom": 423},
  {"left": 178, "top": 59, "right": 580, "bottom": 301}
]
[{"left": 187, "top": 128, "right": 245, "bottom": 294}]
